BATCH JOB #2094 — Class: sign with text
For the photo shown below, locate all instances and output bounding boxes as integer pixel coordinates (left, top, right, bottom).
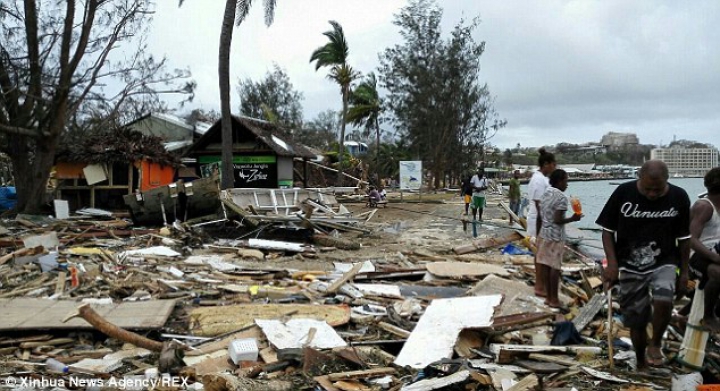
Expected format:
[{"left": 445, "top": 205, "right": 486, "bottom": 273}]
[
  {"left": 198, "top": 156, "right": 277, "bottom": 188},
  {"left": 399, "top": 161, "right": 422, "bottom": 190}
]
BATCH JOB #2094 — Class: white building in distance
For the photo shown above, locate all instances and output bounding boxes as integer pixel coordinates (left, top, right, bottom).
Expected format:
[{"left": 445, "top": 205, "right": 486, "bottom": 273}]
[
  {"left": 650, "top": 146, "right": 719, "bottom": 177},
  {"left": 601, "top": 132, "right": 639, "bottom": 150}
]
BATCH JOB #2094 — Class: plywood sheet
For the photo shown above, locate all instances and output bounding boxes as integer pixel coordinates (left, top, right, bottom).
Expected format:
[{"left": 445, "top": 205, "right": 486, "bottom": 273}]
[
  {"left": 256, "top": 319, "right": 347, "bottom": 350},
  {"left": 189, "top": 304, "right": 351, "bottom": 337},
  {"left": 0, "top": 299, "right": 176, "bottom": 331},
  {"left": 468, "top": 274, "right": 571, "bottom": 315},
  {"left": 426, "top": 262, "right": 509, "bottom": 278},
  {"left": 394, "top": 295, "right": 502, "bottom": 368}
]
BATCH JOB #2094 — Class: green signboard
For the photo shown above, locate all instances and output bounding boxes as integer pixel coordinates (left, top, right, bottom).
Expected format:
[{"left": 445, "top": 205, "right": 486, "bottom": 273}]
[{"left": 198, "top": 155, "right": 278, "bottom": 188}]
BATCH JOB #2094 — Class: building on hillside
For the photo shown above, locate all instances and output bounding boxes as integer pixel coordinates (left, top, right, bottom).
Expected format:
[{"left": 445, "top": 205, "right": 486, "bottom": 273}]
[
  {"left": 600, "top": 132, "right": 639, "bottom": 151},
  {"left": 184, "top": 115, "right": 316, "bottom": 188},
  {"left": 563, "top": 143, "right": 607, "bottom": 154},
  {"left": 650, "top": 146, "right": 719, "bottom": 177}
]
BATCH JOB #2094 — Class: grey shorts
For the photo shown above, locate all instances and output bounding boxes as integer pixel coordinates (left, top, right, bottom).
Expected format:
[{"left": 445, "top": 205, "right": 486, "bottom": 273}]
[{"left": 618, "top": 265, "right": 676, "bottom": 328}]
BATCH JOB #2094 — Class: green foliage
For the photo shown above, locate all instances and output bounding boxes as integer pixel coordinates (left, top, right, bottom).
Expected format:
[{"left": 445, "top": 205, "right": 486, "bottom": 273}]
[
  {"left": 1, "top": 0, "right": 195, "bottom": 212},
  {"left": 378, "top": 0, "right": 505, "bottom": 187},
  {"left": 295, "top": 110, "right": 339, "bottom": 151},
  {"left": 347, "top": 72, "right": 382, "bottom": 140},
  {"left": 310, "top": 20, "right": 359, "bottom": 180},
  {"left": 236, "top": 64, "right": 304, "bottom": 133}
]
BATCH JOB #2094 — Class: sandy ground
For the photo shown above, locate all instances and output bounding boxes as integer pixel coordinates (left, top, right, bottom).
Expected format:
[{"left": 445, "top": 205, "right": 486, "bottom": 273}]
[{"left": 227, "top": 192, "right": 515, "bottom": 273}]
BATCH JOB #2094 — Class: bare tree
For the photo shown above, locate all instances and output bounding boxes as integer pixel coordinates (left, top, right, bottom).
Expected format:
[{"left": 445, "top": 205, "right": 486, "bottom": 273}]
[{"left": 0, "top": 0, "right": 194, "bottom": 213}]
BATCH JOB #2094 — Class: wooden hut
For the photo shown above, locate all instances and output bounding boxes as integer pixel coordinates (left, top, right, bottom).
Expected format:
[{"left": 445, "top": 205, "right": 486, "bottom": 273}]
[{"left": 184, "top": 116, "right": 317, "bottom": 188}]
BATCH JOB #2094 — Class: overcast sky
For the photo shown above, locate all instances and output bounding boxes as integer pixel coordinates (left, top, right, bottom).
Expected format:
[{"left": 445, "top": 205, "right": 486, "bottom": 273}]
[{"left": 148, "top": 1, "right": 720, "bottom": 150}]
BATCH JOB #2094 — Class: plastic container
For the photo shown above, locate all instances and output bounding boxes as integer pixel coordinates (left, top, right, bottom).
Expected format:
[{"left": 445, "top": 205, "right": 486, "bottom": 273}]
[
  {"left": 228, "top": 338, "right": 258, "bottom": 364},
  {"left": 45, "top": 358, "right": 69, "bottom": 373},
  {"left": 570, "top": 196, "right": 582, "bottom": 215},
  {"left": 678, "top": 288, "right": 709, "bottom": 370}
]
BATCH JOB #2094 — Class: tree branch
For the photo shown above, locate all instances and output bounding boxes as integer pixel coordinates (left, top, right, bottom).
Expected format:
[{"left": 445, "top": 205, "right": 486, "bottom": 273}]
[{"left": 0, "top": 122, "right": 46, "bottom": 137}]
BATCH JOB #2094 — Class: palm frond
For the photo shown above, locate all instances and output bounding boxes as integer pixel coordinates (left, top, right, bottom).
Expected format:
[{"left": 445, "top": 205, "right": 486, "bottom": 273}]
[
  {"left": 310, "top": 20, "right": 350, "bottom": 69},
  {"left": 263, "top": 0, "right": 276, "bottom": 26},
  {"left": 235, "top": 0, "right": 252, "bottom": 25}
]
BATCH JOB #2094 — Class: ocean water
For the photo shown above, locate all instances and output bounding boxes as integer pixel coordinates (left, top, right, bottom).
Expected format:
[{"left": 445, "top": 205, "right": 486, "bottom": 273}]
[{"left": 521, "top": 177, "right": 706, "bottom": 231}]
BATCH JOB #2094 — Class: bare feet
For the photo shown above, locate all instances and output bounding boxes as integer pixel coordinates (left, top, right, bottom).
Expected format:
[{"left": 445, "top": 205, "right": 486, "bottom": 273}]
[
  {"left": 534, "top": 291, "right": 547, "bottom": 298},
  {"left": 545, "top": 300, "right": 562, "bottom": 307},
  {"left": 701, "top": 316, "right": 720, "bottom": 332},
  {"left": 646, "top": 346, "right": 665, "bottom": 367}
]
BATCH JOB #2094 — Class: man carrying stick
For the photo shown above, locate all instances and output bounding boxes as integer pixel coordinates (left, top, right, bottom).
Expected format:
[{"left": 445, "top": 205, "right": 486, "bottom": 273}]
[{"left": 596, "top": 160, "right": 691, "bottom": 370}]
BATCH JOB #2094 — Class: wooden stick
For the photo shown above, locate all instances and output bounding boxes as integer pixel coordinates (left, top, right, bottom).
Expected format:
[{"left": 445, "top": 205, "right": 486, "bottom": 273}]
[
  {"left": 607, "top": 289, "right": 614, "bottom": 370},
  {"left": 63, "top": 304, "right": 164, "bottom": 351}
]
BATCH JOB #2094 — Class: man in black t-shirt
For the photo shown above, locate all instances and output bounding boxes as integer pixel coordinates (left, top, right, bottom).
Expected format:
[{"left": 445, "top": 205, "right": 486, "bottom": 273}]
[{"left": 596, "top": 160, "right": 691, "bottom": 370}]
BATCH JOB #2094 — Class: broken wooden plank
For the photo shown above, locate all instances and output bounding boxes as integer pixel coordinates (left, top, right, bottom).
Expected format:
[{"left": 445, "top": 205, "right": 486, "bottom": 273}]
[
  {"left": 506, "top": 374, "right": 539, "bottom": 391},
  {"left": 326, "top": 367, "right": 395, "bottom": 382},
  {"left": 454, "top": 329, "right": 484, "bottom": 358},
  {"left": 425, "top": 261, "right": 509, "bottom": 279},
  {"left": 377, "top": 321, "right": 411, "bottom": 339},
  {"left": 312, "top": 234, "right": 360, "bottom": 250},
  {"left": 490, "top": 344, "right": 603, "bottom": 364},
  {"left": 469, "top": 274, "right": 572, "bottom": 315},
  {"left": 189, "top": 304, "right": 351, "bottom": 337},
  {"left": 452, "top": 231, "right": 523, "bottom": 255},
  {"left": 220, "top": 198, "right": 259, "bottom": 227},
  {"left": 326, "top": 263, "right": 364, "bottom": 294},
  {"left": 515, "top": 359, "right": 568, "bottom": 373},
  {"left": 54, "top": 271, "right": 67, "bottom": 296},
  {"left": 0, "top": 299, "right": 175, "bottom": 331},
  {"left": 491, "top": 313, "right": 555, "bottom": 329},
  {"left": 401, "top": 370, "right": 470, "bottom": 391},
  {"left": 528, "top": 353, "right": 580, "bottom": 367},
  {"left": 314, "top": 375, "right": 341, "bottom": 391},
  {"left": 572, "top": 293, "right": 605, "bottom": 332},
  {"left": 0, "top": 248, "right": 34, "bottom": 265}
]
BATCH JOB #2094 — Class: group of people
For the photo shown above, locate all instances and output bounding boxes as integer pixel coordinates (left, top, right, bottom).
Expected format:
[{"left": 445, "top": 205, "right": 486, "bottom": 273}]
[{"left": 521, "top": 147, "right": 720, "bottom": 370}]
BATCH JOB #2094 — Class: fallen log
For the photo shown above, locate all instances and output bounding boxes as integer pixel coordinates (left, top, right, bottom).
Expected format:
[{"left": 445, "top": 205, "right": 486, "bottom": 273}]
[
  {"left": 63, "top": 304, "right": 164, "bottom": 352},
  {"left": 312, "top": 234, "right": 360, "bottom": 250}
]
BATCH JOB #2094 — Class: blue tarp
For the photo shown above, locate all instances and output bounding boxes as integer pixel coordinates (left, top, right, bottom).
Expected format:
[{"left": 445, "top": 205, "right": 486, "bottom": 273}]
[{"left": 0, "top": 187, "right": 17, "bottom": 211}]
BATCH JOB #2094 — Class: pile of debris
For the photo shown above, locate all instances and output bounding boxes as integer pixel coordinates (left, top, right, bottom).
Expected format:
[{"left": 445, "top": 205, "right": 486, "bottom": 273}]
[{"left": 0, "top": 192, "right": 715, "bottom": 390}]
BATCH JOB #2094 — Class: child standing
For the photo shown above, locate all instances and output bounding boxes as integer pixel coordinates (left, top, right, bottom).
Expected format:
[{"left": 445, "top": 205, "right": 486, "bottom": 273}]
[
  {"left": 460, "top": 174, "right": 474, "bottom": 215},
  {"left": 536, "top": 169, "right": 583, "bottom": 308}
]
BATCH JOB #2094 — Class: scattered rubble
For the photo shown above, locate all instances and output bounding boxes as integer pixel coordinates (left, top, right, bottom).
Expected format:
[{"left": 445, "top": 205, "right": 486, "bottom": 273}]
[{"left": 0, "top": 188, "right": 715, "bottom": 390}]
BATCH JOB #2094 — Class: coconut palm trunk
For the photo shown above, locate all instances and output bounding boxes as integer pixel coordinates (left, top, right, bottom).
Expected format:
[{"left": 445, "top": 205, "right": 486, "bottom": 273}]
[
  {"left": 339, "top": 89, "right": 349, "bottom": 184},
  {"left": 218, "top": 0, "right": 236, "bottom": 189}
]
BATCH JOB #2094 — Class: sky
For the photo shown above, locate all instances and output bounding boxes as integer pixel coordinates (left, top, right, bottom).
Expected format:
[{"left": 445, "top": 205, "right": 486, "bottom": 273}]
[{"left": 148, "top": 1, "right": 720, "bottom": 150}]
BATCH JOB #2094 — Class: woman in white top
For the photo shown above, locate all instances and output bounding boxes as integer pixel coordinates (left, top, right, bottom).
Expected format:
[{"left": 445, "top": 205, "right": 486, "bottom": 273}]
[
  {"left": 689, "top": 168, "right": 720, "bottom": 331},
  {"left": 527, "top": 148, "right": 557, "bottom": 238},
  {"left": 527, "top": 148, "right": 557, "bottom": 297}
]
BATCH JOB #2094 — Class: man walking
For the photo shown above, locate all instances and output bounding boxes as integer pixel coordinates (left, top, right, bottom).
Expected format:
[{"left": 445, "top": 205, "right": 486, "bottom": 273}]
[
  {"left": 470, "top": 168, "right": 488, "bottom": 221},
  {"left": 596, "top": 160, "right": 691, "bottom": 369}
]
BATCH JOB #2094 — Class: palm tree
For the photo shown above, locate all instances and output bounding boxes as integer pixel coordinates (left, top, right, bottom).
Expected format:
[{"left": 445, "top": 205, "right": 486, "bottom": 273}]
[
  {"left": 347, "top": 72, "right": 382, "bottom": 183},
  {"left": 179, "top": 0, "right": 276, "bottom": 189},
  {"left": 310, "top": 20, "right": 359, "bottom": 185}
]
